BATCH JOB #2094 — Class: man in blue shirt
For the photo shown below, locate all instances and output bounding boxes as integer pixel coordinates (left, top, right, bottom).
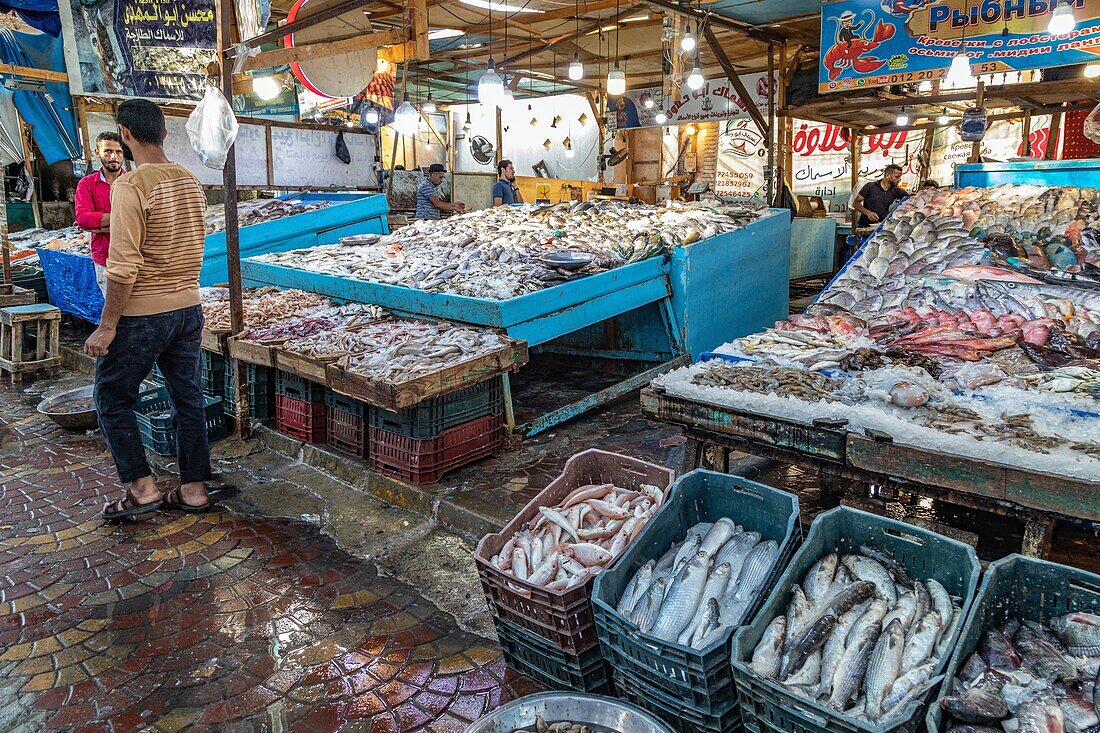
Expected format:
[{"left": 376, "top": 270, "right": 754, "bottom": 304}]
[
  {"left": 415, "top": 163, "right": 465, "bottom": 219},
  {"left": 492, "top": 159, "right": 522, "bottom": 206}
]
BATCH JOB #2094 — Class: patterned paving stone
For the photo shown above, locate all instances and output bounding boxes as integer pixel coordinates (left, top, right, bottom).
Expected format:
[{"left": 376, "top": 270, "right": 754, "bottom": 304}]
[{"left": 0, "top": 383, "right": 533, "bottom": 731}]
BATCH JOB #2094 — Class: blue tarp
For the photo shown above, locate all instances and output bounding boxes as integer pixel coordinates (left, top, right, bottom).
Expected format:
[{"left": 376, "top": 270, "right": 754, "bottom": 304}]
[
  {"left": 38, "top": 248, "right": 103, "bottom": 323},
  {"left": 0, "top": 29, "right": 80, "bottom": 164},
  {"left": 0, "top": 0, "right": 59, "bottom": 37}
]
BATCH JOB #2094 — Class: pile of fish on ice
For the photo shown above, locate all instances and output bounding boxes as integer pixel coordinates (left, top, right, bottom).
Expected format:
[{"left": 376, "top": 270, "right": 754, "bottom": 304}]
[
  {"left": 749, "top": 546, "right": 961, "bottom": 724},
  {"left": 938, "top": 611, "right": 1099, "bottom": 733},
  {"left": 488, "top": 482, "right": 668, "bottom": 592},
  {"left": 203, "top": 197, "right": 331, "bottom": 235},
  {"left": 614, "top": 518, "right": 780, "bottom": 650},
  {"left": 252, "top": 200, "right": 766, "bottom": 300}
]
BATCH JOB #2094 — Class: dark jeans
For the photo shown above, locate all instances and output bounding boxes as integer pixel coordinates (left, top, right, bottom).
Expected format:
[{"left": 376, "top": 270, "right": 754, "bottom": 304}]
[{"left": 94, "top": 305, "right": 211, "bottom": 486}]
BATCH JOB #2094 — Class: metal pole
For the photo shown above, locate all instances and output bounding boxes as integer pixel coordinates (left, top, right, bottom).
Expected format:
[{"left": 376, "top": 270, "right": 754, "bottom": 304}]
[
  {"left": 217, "top": 0, "right": 249, "bottom": 437},
  {"left": 767, "top": 44, "right": 775, "bottom": 204}
]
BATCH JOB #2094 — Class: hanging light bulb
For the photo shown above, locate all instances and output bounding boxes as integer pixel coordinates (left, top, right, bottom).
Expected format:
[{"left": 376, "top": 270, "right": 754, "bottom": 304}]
[
  {"left": 1085, "top": 62, "right": 1100, "bottom": 78},
  {"left": 563, "top": 135, "right": 574, "bottom": 158},
  {"left": 364, "top": 104, "right": 380, "bottom": 125},
  {"left": 568, "top": 52, "right": 584, "bottom": 81},
  {"left": 500, "top": 76, "right": 514, "bottom": 108},
  {"left": 252, "top": 76, "right": 281, "bottom": 101},
  {"left": 895, "top": 108, "right": 909, "bottom": 126},
  {"left": 478, "top": 57, "right": 504, "bottom": 105},
  {"left": 937, "top": 110, "right": 951, "bottom": 124},
  {"left": 422, "top": 92, "right": 437, "bottom": 114},
  {"left": 687, "top": 57, "right": 704, "bottom": 90},
  {"left": 1048, "top": 1, "right": 1075, "bottom": 34},
  {"left": 680, "top": 22, "right": 697, "bottom": 52},
  {"left": 654, "top": 106, "right": 668, "bottom": 124},
  {"left": 462, "top": 111, "right": 472, "bottom": 132},
  {"left": 607, "top": 61, "right": 626, "bottom": 95},
  {"left": 947, "top": 47, "right": 973, "bottom": 84},
  {"left": 643, "top": 93, "right": 655, "bottom": 109},
  {"left": 390, "top": 92, "right": 420, "bottom": 136}
]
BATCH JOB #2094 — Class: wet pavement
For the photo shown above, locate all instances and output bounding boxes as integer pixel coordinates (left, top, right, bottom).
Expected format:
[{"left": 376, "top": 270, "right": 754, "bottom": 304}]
[{"left": 0, "top": 378, "right": 538, "bottom": 733}]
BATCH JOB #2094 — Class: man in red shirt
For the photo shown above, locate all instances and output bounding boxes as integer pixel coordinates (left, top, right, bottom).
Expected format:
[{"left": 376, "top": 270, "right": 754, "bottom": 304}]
[{"left": 74, "top": 132, "right": 125, "bottom": 294}]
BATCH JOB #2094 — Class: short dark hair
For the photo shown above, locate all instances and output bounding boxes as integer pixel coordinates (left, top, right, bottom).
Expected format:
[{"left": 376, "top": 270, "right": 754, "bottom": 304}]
[
  {"left": 116, "top": 99, "right": 166, "bottom": 146},
  {"left": 884, "top": 164, "right": 903, "bottom": 175},
  {"left": 498, "top": 159, "right": 513, "bottom": 175},
  {"left": 95, "top": 131, "right": 121, "bottom": 147},
  {"left": 920, "top": 179, "right": 939, "bottom": 189}
]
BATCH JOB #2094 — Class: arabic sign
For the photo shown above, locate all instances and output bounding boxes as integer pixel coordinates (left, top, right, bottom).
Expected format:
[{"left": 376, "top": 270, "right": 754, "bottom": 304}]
[
  {"left": 715, "top": 119, "right": 767, "bottom": 199},
  {"left": 59, "top": 0, "right": 216, "bottom": 100},
  {"left": 789, "top": 121, "right": 924, "bottom": 213},
  {"left": 613, "top": 73, "right": 772, "bottom": 129},
  {"left": 819, "top": 0, "right": 1100, "bottom": 93}
]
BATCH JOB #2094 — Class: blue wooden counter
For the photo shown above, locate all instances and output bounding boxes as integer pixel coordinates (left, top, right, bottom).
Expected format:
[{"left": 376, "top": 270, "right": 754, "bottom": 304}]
[
  {"left": 37, "top": 193, "right": 389, "bottom": 323},
  {"left": 956, "top": 160, "right": 1100, "bottom": 188},
  {"left": 790, "top": 216, "right": 836, "bottom": 280}
]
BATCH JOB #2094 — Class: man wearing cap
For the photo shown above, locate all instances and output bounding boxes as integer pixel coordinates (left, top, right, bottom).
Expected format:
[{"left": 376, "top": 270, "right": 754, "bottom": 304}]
[
  {"left": 837, "top": 10, "right": 862, "bottom": 48},
  {"left": 415, "top": 163, "right": 466, "bottom": 219}
]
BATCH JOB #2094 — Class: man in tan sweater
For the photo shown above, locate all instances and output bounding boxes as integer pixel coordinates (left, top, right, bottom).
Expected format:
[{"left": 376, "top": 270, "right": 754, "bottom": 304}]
[{"left": 85, "top": 99, "right": 213, "bottom": 519}]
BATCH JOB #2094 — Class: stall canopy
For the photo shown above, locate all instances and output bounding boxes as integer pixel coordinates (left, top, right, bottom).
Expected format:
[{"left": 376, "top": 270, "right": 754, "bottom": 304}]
[
  {"left": 0, "top": 29, "right": 80, "bottom": 163},
  {"left": 0, "top": 0, "right": 60, "bottom": 37}
]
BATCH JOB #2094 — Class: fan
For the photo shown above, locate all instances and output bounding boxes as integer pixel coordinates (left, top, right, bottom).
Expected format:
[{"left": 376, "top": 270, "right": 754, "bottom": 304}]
[{"left": 600, "top": 145, "right": 629, "bottom": 173}]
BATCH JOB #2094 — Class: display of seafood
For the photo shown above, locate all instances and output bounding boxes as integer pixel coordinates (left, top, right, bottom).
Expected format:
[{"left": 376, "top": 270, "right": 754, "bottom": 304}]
[
  {"left": 511, "top": 717, "right": 612, "bottom": 733},
  {"left": 749, "top": 546, "right": 961, "bottom": 724},
  {"left": 338, "top": 321, "right": 508, "bottom": 382},
  {"left": 615, "top": 519, "right": 780, "bottom": 649},
  {"left": 253, "top": 200, "right": 766, "bottom": 300},
  {"left": 488, "top": 482, "right": 668, "bottom": 592},
  {"left": 241, "top": 303, "right": 385, "bottom": 341},
  {"left": 12, "top": 225, "right": 91, "bottom": 255},
  {"left": 200, "top": 287, "right": 330, "bottom": 332},
  {"left": 938, "top": 611, "right": 1100, "bottom": 732},
  {"left": 203, "top": 198, "right": 333, "bottom": 235}
]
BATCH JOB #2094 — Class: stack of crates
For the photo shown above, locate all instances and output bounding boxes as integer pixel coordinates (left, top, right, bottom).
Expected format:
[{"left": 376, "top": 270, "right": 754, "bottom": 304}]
[
  {"left": 223, "top": 362, "right": 276, "bottom": 421},
  {"left": 134, "top": 384, "right": 227, "bottom": 456},
  {"left": 274, "top": 370, "right": 327, "bottom": 443},
  {"left": 199, "top": 350, "right": 225, "bottom": 397},
  {"left": 325, "top": 391, "right": 367, "bottom": 458},
  {"left": 367, "top": 376, "right": 505, "bottom": 484}
]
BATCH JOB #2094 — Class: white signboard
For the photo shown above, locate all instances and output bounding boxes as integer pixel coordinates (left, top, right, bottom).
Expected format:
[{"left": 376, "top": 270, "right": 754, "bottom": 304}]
[
  {"left": 616, "top": 73, "right": 773, "bottom": 129},
  {"left": 928, "top": 116, "right": 1051, "bottom": 186},
  {"left": 715, "top": 119, "right": 767, "bottom": 199}
]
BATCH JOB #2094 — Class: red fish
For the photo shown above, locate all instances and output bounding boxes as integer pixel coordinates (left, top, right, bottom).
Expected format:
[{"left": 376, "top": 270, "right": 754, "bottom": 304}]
[{"left": 823, "top": 21, "right": 896, "bottom": 81}]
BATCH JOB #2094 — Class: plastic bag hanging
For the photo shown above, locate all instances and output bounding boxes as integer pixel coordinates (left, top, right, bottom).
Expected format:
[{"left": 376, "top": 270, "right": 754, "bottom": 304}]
[
  {"left": 186, "top": 85, "right": 240, "bottom": 170},
  {"left": 335, "top": 130, "right": 351, "bottom": 164},
  {"left": 1085, "top": 101, "right": 1100, "bottom": 144}
]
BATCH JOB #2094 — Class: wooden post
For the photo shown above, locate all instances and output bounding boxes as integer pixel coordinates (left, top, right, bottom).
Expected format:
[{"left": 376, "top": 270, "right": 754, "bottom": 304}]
[
  {"left": 968, "top": 82, "right": 985, "bottom": 164},
  {"left": 265, "top": 126, "right": 274, "bottom": 186},
  {"left": 217, "top": 0, "right": 249, "bottom": 436},
  {"left": 920, "top": 127, "right": 934, "bottom": 183},
  {"left": 850, "top": 130, "right": 860, "bottom": 231},
  {"left": 779, "top": 45, "right": 792, "bottom": 191},
  {"left": 495, "top": 105, "right": 503, "bottom": 164},
  {"left": 1045, "top": 108, "right": 1062, "bottom": 160},
  {"left": 17, "top": 121, "right": 41, "bottom": 229},
  {"left": 0, "top": 180, "right": 10, "bottom": 288},
  {"left": 1021, "top": 113, "right": 1032, "bottom": 157}
]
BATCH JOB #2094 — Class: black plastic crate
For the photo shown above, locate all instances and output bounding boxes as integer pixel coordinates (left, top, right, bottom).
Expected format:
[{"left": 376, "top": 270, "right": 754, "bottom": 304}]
[
  {"left": 224, "top": 362, "right": 275, "bottom": 420},
  {"left": 495, "top": 617, "right": 612, "bottom": 694},
  {"left": 134, "top": 385, "right": 227, "bottom": 457},
  {"left": 368, "top": 376, "right": 504, "bottom": 438},
  {"left": 613, "top": 667, "right": 742, "bottom": 733},
  {"left": 325, "top": 390, "right": 367, "bottom": 458},
  {"left": 200, "top": 350, "right": 225, "bottom": 398},
  {"left": 275, "top": 369, "right": 325, "bottom": 403}
]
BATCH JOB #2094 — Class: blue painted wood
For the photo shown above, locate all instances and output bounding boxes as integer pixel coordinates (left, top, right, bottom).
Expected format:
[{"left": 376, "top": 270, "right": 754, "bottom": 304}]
[
  {"left": 790, "top": 217, "right": 836, "bottom": 280},
  {"left": 200, "top": 193, "right": 389, "bottom": 285},
  {"left": 956, "top": 160, "right": 1100, "bottom": 189},
  {"left": 669, "top": 208, "right": 792, "bottom": 359}
]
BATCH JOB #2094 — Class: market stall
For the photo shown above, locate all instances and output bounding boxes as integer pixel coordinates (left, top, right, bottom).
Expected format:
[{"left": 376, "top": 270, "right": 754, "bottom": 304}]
[
  {"left": 239, "top": 199, "right": 791, "bottom": 435},
  {"left": 642, "top": 161, "right": 1100, "bottom": 557}
]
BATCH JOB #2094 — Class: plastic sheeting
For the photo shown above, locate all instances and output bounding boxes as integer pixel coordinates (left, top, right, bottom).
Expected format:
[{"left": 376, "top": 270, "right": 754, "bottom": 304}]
[
  {"left": 0, "top": 30, "right": 80, "bottom": 164},
  {"left": 38, "top": 248, "right": 103, "bottom": 323},
  {"left": 0, "top": 0, "right": 60, "bottom": 37}
]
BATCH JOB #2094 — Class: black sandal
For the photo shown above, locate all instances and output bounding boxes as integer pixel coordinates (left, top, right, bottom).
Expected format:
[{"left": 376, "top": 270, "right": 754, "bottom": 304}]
[
  {"left": 102, "top": 488, "right": 162, "bottom": 520},
  {"left": 161, "top": 487, "right": 212, "bottom": 514}
]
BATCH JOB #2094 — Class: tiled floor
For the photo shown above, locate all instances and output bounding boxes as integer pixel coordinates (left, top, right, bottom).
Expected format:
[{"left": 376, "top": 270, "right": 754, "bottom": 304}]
[{"left": 0, "top": 384, "right": 536, "bottom": 732}]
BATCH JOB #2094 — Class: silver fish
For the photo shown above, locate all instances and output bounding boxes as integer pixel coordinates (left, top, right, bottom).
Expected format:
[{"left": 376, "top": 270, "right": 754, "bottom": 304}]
[
  {"left": 816, "top": 603, "right": 868, "bottom": 700},
  {"left": 803, "top": 553, "right": 839, "bottom": 607},
  {"left": 842, "top": 555, "right": 898, "bottom": 606},
  {"left": 925, "top": 578, "right": 954, "bottom": 630},
  {"left": 688, "top": 598, "right": 723, "bottom": 649},
  {"left": 617, "top": 561, "right": 654, "bottom": 617},
  {"left": 864, "top": 618, "right": 905, "bottom": 721},
  {"left": 679, "top": 563, "right": 732, "bottom": 646},
  {"left": 722, "top": 540, "right": 779, "bottom": 626},
  {"left": 700, "top": 519, "right": 738, "bottom": 557},
  {"left": 782, "top": 613, "right": 836, "bottom": 681},
  {"left": 751, "top": 615, "right": 787, "bottom": 679},
  {"left": 902, "top": 611, "right": 942, "bottom": 671},
  {"left": 713, "top": 531, "right": 761, "bottom": 581},
  {"left": 650, "top": 552, "right": 708, "bottom": 641},
  {"left": 632, "top": 576, "right": 668, "bottom": 633},
  {"left": 827, "top": 619, "right": 881, "bottom": 711},
  {"left": 881, "top": 661, "right": 936, "bottom": 714},
  {"left": 673, "top": 533, "right": 702, "bottom": 575}
]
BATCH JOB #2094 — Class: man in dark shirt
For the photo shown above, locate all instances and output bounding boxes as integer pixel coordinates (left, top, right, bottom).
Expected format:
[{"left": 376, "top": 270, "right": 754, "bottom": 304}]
[
  {"left": 492, "top": 159, "right": 521, "bottom": 206},
  {"left": 853, "top": 164, "right": 906, "bottom": 228}
]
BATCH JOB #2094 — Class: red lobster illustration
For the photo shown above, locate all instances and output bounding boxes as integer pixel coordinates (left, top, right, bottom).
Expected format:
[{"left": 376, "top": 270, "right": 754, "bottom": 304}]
[{"left": 824, "top": 20, "right": 896, "bottom": 80}]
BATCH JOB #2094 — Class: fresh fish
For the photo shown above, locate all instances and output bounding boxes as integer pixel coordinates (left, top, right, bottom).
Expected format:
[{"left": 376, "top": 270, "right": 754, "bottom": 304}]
[
  {"left": 914, "top": 582, "right": 934, "bottom": 631},
  {"left": 679, "top": 563, "right": 732, "bottom": 646},
  {"left": 1015, "top": 623, "right": 1079, "bottom": 682},
  {"left": 784, "top": 585, "right": 813, "bottom": 657},
  {"left": 859, "top": 545, "right": 916, "bottom": 589},
  {"left": 882, "top": 590, "right": 918, "bottom": 632},
  {"left": 816, "top": 603, "right": 868, "bottom": 699},
  {"left": 650, "top": 552, "right": 709, "bottom": 641},
  {"left": 880, "top": 661, "right": 937, "bottom": 714},
  {"left": 700, "top": 519, "right": 738, "bottom": 556},
  {"left": 632, "top": 576, "right": 668, "bottom": 633},
  {"left": 782, "top": 613, "right": 836, "bottom": 681},
  {"left": 961, "top": 652, "right": 988, "bottom": 683},
  {"left": 926, "top": 578, "right": 955, "bottom": 630},
  {"left": 827, "top": 619, "right": 881, "bottom": 711},
  {"left": 940, "top": 669, "right": 1010, "bottom": 723},
  {"left": 688, "top": 598, "right": 723, "bottom": 649},
  {"left": 803, "top": 553, "right": 839, "bottom": 606},
  {"left": 1050, "top": 612, "right": 1100, "bottom": 655},
  {"left": 825, "top": 580, "right": 878, "bottom": 617},
  {"left": 751, "top": 615, "right": 787, "bottom": 679},
  {"left": 673, "top": 533, "right": 703, "bottom": 574},
  {"left": 721, "top": 541, "right": 779, "bottom": 626},
  {"left": 785, "top": 649, "right": 822, "bottom": 687},
  {"left": 1057, "top": 687, "right": 1098, "bottom": 732},
  {"left": 902, "top": 612, "right": 943, "bottom": 670},
  {"left": 1010, "top": 688, "right": 1065, "bottom": 733},
  {"left": 979, "top": 628, "right": 1023, "bottom": 669},
  {"left": 713, "top": 531, "right": 761, "bottom": 582},
  {"left": 865, "top": 618, "right": 906, "bottom": 721},
  {"left": 617, "top": 561, "right": 654, "bottom": 617},
  {"left": 842, "top": 555, "right": 899, "bottom": 605}
]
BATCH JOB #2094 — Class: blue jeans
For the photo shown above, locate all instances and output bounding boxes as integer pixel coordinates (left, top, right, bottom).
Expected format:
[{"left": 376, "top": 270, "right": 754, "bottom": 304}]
[{"left": 94, "top": 305, "right": 211, "bottom": 486}]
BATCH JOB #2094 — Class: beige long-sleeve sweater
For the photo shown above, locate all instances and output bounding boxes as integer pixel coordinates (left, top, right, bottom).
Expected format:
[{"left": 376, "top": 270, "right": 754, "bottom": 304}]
[{"left": 106, "top": 163, "right": 206, "bottom": 317}]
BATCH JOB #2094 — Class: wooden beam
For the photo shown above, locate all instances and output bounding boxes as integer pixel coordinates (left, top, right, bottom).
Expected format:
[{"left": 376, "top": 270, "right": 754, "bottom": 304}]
[
  {"left": 0, "top": 64, "right": 67, "bottom": 83},
  {"left": 644, "top": 0, "right": 784, "bottom": 45},
  {"left": 969, "top": 82, "right": 984, "bottom": 163},
  {"left": 410, "top": 0, "right": 429, "bottom": 61},
  {"left": 1046, "top": 107, "right": 1062, "bottom": 160},
  {"left": 240, "top": 27, "right": 408, "bottom": 71},
  {"left": 703, "top": 26, "right": 768, "bottom": 137},
  {"left": 231, "top": 0, "right": 372, "bottom": 52}
]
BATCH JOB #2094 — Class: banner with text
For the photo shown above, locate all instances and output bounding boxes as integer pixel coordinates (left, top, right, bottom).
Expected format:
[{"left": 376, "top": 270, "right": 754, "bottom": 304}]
[
  {"left": 613, "top": 73, "right": 772, "bottom": 130},
  {"left": 59, "top": 0, "right": 216, "bottom": 99},
  {"left": 819, "top": 0, "right": 1100, "bottom": 93},
  {"left": 928, "top": 115, "right": 1051, "bottom": 183}
]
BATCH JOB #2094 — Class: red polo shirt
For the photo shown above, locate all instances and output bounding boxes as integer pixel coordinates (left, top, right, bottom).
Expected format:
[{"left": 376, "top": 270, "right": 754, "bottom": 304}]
[{"left": 74, "top": 169, "right": 122, "bottom": 265}]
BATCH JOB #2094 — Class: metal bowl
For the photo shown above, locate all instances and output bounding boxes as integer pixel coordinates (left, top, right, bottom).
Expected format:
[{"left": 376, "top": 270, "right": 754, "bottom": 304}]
[
  {"left": 464, "top": 692, "right": 674, "bottom": 733},
  {"left": 37, "top": 385, "right": 98, "bottom": 430},
  {"left": 541, "top": 251, "right": 596, "bottom": 270}
]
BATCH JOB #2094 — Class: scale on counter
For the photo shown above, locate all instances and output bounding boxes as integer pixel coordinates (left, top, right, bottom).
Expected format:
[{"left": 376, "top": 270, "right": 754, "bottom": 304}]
[{"left": 686, "top": 182, "right": 710, "bottom": 195}]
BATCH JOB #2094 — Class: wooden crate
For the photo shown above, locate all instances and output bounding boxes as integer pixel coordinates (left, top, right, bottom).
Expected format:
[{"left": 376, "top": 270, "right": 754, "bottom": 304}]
[
  {"left": 0, "top": 304, "right": 60, "bottom": 382},
  {"left": 227, "top": 335, "right": 283, "bottom": 368},
  {"left": 200, "top": 328, "right": 230, "bottom": 354},
  {"left": 327, "top": 339, "right": 529, "bottom": 411},
  {"left": 275, "top": 348, "right": 341, "bottom": 385},
  {"left": 0, "top": 284, "right": 35, "bottom": 308}
]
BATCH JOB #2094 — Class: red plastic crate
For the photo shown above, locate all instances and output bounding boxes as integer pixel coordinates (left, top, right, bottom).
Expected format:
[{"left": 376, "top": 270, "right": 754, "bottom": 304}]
[
  {"left": 326, "top": 393, "right": 367, "bottom": 459},
  {"left": 275, "top": 394, "right": 327, "bottom": 443},
  {"left": 369, "top": 413, "right": 503, "bottom": 484}
]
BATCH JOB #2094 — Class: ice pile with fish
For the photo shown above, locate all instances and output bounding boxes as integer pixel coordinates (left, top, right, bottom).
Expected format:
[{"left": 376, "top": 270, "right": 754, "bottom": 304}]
[
  {"left": 203, "top": 197, "right": 331, "bottom": 235},
  {"left": 938, "top": 611, "right": 1099, "bottom": 732},
  {"left": 613, "top": 518, "right": 780, "bottom": 650},
  {"left": 252, "top": 200, "right": 766, "bottom": 300},
  {"left": 749, "top": 545, "right": 961, "bottom": 724},
  {"left": 488, "top": 482, "right": 668, "bottom": 592}
]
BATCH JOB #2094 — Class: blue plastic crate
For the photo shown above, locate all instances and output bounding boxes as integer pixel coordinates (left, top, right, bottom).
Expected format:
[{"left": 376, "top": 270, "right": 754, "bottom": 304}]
[
  {"left": 495, "top": 617, "right": 612, "bottom": 695},
  {"left": 134, "top": 385, "right": 227, "bottom": 457},
  {"left": 591, "top": 470, "right": 802, "bottom": 714},
  {"left": 730, "top": 507, "right": 980, "bottom": 733},
  {"left": 613, "top": 667, "right": 741, "bottom": 733},
  {"left": 200, "top": 350, "right": 225, "bottom": 398},
  {"left": 224, "top": 362, "right": 275, "bottom": 420},
  {"left": 926, "top": 554, "right": 1100, "bottom": 733}
]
